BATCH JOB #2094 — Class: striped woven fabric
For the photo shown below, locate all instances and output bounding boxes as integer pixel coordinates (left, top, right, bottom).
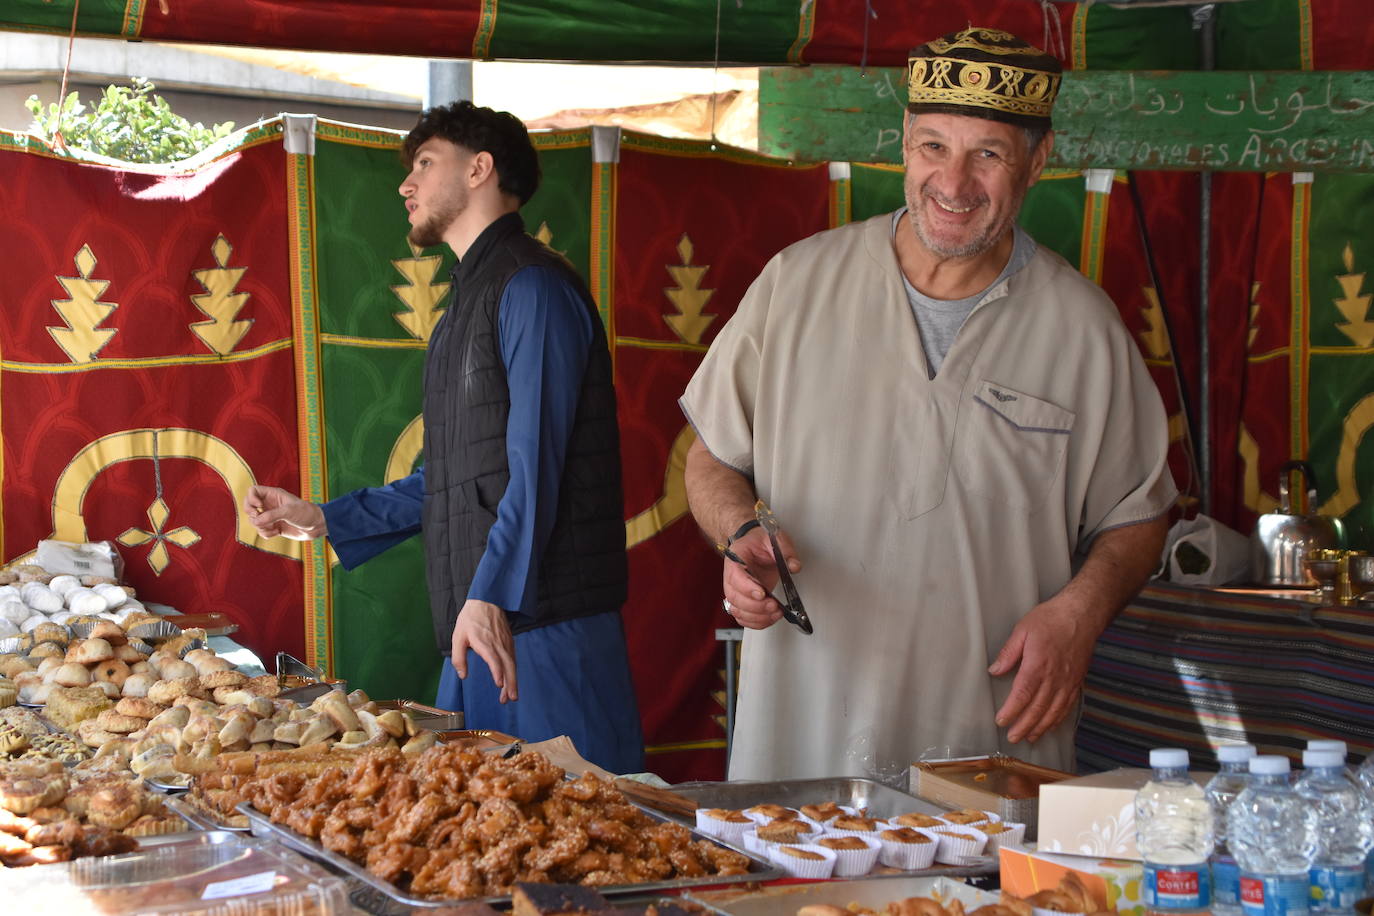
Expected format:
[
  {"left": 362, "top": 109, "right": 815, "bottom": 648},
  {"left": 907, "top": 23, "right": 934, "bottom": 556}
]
[{"left": 1077, "top": 582, "right": 1374, "bottom": 773}]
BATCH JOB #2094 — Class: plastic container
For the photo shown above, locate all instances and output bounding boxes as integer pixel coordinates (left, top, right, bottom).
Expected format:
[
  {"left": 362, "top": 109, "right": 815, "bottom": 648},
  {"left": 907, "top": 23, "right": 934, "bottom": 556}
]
[
  {"left": 1294, "top": 749, "right": 1374, "bottom": 915},
  {"left": 1137, "top": 748, "right": 1215, "bottom": 914},
  {"left": 2, "top": 830, "right": 351, "bottom": 914},
  {"left": 1209, "top": 743, "right": 1258, "bottom": 916},
  {"left": 1230, "top": 755, "right": 1319, "bottom": 916},
  {"left": 1356, "top": 753, "right": 1374, "bottom": 895}
]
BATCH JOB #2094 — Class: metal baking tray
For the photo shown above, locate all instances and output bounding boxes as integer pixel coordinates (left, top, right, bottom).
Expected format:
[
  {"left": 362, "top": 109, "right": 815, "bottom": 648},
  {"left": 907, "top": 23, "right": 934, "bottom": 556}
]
[
  {"left": 686, "top": 875, "right": 998, "bottom": 916},
  {"left": 164, "top": 792, "right": 251, "bottom": 833},
  {"left": 237, "top": 800, "right": 781, "bottom": 909},
  {"left": 664, "top": 777, "right": 996, "bottom": 878}
]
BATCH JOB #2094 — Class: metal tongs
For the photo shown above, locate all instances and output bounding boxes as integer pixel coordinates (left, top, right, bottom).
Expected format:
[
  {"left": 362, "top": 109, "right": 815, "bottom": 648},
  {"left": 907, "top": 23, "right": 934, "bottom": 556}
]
[{"left": 753, "top": 498, "right": 814, "bottom": 635}]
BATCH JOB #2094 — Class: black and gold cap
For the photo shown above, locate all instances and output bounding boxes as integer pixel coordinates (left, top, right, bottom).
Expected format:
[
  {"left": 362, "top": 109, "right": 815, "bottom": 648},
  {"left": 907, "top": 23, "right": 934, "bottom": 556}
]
[{"left": 907, "top": 27, "right": 1062, "bottom": 130}]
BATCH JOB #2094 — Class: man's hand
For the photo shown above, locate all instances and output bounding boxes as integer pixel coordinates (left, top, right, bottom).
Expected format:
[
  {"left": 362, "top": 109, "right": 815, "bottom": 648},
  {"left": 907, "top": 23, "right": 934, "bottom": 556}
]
[
  {"left": 987, "top": 594, "right": 1097, "bottom": 744},
  {"left": 243, "top": 485, "right": 327, "bottom": 541},
  {"left": 721, "top": 527, "right": 801, "bottom": 630},
  {"left": 450, "top": 598, "right": 518, "bottom": 703}
]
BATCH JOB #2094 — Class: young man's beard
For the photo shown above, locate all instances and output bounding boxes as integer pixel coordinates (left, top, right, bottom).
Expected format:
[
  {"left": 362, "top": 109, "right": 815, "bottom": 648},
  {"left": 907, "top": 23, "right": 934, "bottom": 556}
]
[{"left": 408, "top": 193, "right": 464, "bottom": 249}]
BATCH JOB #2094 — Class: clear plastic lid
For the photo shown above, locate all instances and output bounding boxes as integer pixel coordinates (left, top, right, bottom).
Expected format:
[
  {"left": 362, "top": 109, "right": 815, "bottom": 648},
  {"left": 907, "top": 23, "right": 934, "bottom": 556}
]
[
  {"left": 1149, "top": 748, "right": 1189, "bottom": 769},
  {"left": 1303, "top": 749, "right": 1346, "bottom": 769},
  {"left": 1249, "top": 755, "right": 1290, "bottom": 776},
  {"left": 3, "top": 831, "right": 350, "bottom": 915},
  {"left": 1216, "top": 743, "right": 1257, "bottom": 764}
]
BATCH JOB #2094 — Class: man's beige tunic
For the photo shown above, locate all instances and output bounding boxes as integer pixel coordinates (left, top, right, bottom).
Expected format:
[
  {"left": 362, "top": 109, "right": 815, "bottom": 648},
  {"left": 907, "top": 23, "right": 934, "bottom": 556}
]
[{"left": 680, "top": 213, "right": 1177, "bottom": 780}]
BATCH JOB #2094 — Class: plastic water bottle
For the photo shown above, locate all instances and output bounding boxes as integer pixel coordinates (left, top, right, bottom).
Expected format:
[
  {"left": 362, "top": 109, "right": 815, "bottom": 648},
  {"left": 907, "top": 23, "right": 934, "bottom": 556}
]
[
  {"left": 1209, "top": 744, "right": 1258, "bottom": 916},
  {"left": 1357, "top": 752, "right": 1374, "bottom": 894},
  {"left": 1305, "top": 741, "right": 1354, "bottom": 780},
  {"left": 1230, "top": 755, "right": 1319, "bottom": 916},
  {"left": 1295, "top": 748, "right": 1374, "bottom": 914},
  {"left": 1138, "top": 748, "right": 1214, "bottom": 914}
]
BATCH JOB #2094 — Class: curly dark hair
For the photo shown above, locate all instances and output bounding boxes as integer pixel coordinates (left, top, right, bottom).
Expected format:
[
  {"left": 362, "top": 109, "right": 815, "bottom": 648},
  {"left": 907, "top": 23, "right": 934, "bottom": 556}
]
[{"left": 401, "top": 101, "right": 541, "bottom": 205}]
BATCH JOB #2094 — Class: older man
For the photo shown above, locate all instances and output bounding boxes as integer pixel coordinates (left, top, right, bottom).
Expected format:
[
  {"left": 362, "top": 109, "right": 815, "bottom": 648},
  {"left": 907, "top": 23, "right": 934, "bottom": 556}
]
[{"left": 681, "top": 28, "right": 1175, "bottom": 780}]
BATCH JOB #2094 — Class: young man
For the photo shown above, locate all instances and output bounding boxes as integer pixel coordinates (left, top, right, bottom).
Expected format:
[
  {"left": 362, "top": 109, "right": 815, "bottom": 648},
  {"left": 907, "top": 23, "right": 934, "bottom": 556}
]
[
  {"left": 681, "top": 28, "right": 1175, "bottom": 779},
  {"left": 245, "top": 102, "right": 642, "bottom": 773}
]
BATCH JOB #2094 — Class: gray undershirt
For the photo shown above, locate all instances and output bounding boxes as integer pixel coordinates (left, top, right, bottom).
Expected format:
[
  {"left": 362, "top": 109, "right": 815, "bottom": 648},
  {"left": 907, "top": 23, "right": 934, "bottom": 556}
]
[{"left": 891, "top": 208, "right": 1036, "bottom": 377}]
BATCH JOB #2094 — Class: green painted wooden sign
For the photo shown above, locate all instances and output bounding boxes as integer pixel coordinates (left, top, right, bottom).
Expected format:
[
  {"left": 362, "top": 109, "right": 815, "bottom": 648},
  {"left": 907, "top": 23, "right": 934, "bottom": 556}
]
[{"left": 759, "top": 67, "right": 1374, "bottom": 172}]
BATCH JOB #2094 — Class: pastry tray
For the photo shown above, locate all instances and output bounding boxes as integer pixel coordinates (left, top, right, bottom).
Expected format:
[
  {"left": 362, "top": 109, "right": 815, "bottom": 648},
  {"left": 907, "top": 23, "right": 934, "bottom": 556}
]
[
  {"left": 164, "top": 791, "right": 251, "bottom": 832},
  {"left": 663, "top": 777, "right": 997, "bottom": 878},
  {"left": 686, "top": 874, "right": 998, "bottom": 916},
  {"left": 238, "top": 800, "right": 781, "bottom": 909}
]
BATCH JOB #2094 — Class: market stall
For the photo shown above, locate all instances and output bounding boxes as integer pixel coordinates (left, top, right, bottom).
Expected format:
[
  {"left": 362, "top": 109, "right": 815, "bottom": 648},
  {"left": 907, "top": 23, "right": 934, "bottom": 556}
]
[{"left": 4, "top": 0, "right": 1374, "bottom": 910}]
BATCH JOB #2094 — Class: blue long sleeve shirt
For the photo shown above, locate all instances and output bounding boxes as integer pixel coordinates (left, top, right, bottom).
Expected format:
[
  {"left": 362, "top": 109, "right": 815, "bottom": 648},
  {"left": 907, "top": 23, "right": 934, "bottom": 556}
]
[{"left": 321, "top": 264, "right": 595, "bottom": 618}]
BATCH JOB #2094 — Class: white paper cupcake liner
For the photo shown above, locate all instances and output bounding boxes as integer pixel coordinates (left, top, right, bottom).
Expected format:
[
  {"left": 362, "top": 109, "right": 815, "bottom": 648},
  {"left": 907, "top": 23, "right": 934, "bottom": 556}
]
[
  {"left": 978, "top": 821, "right": 1026, "bottom": 851},
  {"left": 877, "top": 828, "right": 939, "bottom": 870},
  {"left": 694, "top": 809, "right": 752, "bottom": 845},
  {"left": 816, "top": 834, "right": 882, "bottom": 877},
  {"left": 767, "top": 843, "right": 837, "bottom": 879},
  {"left": 930, "top": 825, "right": 988, "bottom": 863}
]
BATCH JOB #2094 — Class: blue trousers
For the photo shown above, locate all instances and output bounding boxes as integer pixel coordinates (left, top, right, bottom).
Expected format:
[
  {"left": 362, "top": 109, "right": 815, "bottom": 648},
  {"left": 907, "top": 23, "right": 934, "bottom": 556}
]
[{"left": 436, "top": 610, "right": 644, "bottom": 775}]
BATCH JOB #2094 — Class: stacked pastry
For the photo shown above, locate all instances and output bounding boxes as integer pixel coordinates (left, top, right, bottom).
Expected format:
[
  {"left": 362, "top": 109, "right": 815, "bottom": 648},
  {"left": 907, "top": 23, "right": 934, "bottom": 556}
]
[
  {"left": 0, "top": 757, "right": 186, "bottom": 867},
  {"left": 209, "top": 745, "right": 751, "bottom": 898}
]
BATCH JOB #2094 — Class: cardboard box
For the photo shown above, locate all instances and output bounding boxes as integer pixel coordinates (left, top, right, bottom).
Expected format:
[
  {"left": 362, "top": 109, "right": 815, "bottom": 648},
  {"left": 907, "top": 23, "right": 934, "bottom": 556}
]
[
  {"left": 1036, "top": 768, "right": 1206, "bottom": 861},
  {"left": 999, "top": 844, "right": 1145, "bottom": 916}
]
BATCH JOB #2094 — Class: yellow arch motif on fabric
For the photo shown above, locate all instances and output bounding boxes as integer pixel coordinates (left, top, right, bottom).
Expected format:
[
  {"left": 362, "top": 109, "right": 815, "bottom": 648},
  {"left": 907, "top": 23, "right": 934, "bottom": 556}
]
[
  {"left": 380, "top": 418, "right": 696, "bottom": 548},
  {"left": 385, "top": 416, "right": 425, "bottom": 484},
  {"left": 1318, "top": 394, "right": 1374, "bottom": 518},
  {"left": 49, "top": 428, "right": 302, "bottom": 560},
  {"left": 625, "top": 425, "right": 696, "bottom": 549},
  {"left": 1239, "top": 424, "right": 1279, "bottom": 516}
]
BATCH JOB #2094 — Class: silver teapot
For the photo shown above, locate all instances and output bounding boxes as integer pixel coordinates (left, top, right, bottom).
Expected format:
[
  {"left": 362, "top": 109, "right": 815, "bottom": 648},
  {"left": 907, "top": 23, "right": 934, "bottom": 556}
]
[{"left": 1250, "top": 460, "right": 1345, "bottom": 586}]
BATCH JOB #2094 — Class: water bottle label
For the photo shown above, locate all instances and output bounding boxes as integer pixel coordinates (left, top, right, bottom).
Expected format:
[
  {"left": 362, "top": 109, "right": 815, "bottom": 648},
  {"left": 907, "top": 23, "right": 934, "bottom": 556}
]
[
  {"left": 1241, "top": 874, "right": 1310, "bottom": 916},
  {"left": 1144, "top": 863, "right": 1211, "bottom": 909},
  {"left": 1309, "top": 865, "right": 1364, "bottom": 911},
  {"left": 1212, "top": 856, "right": 1241, "bottom": 907}
]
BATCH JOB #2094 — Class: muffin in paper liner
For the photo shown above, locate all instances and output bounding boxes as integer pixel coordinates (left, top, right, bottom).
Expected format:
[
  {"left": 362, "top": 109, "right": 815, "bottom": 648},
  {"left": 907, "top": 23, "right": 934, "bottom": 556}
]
[
  {"left": 796, "top": 802, "right": 856, "bottom": 825},
  {"left": 814, "top": 833, "right": 882, "bottom": 877},
  {"left": 939, "top": 808, "right": 1003, "bottom": 827},
  {"left": 695, "top": 807, "right": 752, "bottom": 845},
  {"left": 742, "top": 803, "right": 803, "bottom": 826},
  {"left": 741, "top": 824, "right": 819, "bottom": 856},
  {"left": 823, "top": 814, "right": 889, "bottom": 839},
  {"left": 877, "top": 826, "right": 939, "bottom": 870},
  {"left": 977, "top": 820, "right": 1026, "bottom": 851},
  {"left": 751, "top": 817, "right": 821, "bottom": 849},
  {"left": 767, "top": 843, "right": 837, "bottom": 879},
  {"left": 929, "top": 825, "right": 988, "bottom": 863},
  {"left": 890, "top": 811, "right": 948, "bottom": 830}
]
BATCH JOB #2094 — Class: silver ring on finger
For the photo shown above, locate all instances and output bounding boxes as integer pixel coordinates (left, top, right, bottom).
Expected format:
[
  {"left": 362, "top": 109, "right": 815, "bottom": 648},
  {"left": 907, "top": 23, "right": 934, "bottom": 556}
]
[{"left": 722, "top": 599, "right": 734, "bottom": 615}]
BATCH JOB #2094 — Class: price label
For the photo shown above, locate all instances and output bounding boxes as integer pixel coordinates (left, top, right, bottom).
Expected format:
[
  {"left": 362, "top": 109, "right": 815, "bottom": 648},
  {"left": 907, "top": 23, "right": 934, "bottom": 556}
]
[{"left": 201, "top": 870, "right": 278, "bottom": 900}]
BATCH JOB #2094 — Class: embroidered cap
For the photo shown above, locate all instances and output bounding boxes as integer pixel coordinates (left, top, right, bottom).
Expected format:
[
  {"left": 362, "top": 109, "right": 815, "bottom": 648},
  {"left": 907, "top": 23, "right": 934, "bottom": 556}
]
[{"left": 907, "top": 27, "right": 1062, "bottom": 130}]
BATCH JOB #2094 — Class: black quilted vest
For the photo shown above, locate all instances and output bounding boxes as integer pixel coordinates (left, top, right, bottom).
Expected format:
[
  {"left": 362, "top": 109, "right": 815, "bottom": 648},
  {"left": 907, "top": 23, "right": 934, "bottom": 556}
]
[{"left": 421, "top": 212, "right": 627, "bottom": 651}]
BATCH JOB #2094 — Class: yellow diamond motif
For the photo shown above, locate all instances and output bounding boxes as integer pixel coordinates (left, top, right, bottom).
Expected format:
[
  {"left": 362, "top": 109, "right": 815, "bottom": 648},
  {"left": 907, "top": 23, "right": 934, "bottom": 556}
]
[{"left": 74, "top": 245, "right": 96, "bottom": 278}]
